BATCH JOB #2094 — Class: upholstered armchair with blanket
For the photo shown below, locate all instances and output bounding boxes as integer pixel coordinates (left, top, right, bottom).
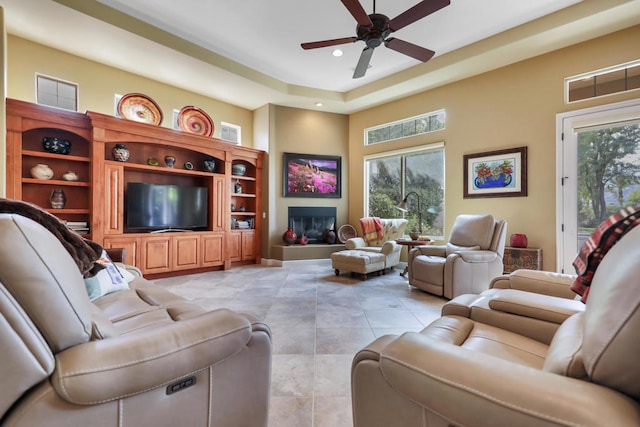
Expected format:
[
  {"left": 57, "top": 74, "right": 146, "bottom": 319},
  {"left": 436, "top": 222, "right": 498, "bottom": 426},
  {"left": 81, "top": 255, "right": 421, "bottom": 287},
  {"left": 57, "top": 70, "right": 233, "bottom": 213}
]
[
  {"left": 345, "top": 217, "right": 408, "bottom": 270},
  {"left": 351, "top": 225, "right": 640, "bottom": 427},
  {"left": 408, "top": 213, "right": 507, "bottom": 298},
  {"left": 0, "top": 212, "right": 272, "bottom": 427}
]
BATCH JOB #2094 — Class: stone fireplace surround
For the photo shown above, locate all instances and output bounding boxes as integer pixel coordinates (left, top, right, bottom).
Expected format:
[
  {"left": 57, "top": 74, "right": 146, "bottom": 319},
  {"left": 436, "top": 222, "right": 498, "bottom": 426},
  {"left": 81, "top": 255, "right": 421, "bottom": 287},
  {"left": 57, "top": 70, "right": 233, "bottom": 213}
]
[{"left": 288, "top": 206, "right": 336, "bottom": 244}]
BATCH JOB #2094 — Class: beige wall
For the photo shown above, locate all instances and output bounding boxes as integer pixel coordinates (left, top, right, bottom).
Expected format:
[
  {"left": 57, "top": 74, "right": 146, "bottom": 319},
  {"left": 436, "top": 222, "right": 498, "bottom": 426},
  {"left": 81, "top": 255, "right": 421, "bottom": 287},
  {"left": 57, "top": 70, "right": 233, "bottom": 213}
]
[
  {"left": 348, "top": 25, "right": 640, "bottom": 272},
  {"left": 5, "top": 36, "right": 254, "bottom": 144},
  {"left": 3, "top": 26, "right": 640, "bottom": 268},
  {"left": 266, "top": 105, "right": 349, "bottom": 257}
]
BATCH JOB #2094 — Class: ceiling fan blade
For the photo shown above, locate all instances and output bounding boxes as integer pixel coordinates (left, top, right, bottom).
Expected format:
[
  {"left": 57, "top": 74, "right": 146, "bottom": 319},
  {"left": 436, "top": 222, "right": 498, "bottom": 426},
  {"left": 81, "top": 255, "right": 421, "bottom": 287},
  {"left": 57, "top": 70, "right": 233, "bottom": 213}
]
[
  {"left": 385, "top": 37, "right": 435, "bottom": 62},
  {"left": 353, "top": 47, "right": 374, "bottom": 78},
  {"left": 341, "top": 0, "right": 373, "bottom": 27},
  {"left": 389, "top": 0, "right": 450, "bottom": 32},
  {"left": 301, "top": 37, "right": 357, "bottom": 50}
]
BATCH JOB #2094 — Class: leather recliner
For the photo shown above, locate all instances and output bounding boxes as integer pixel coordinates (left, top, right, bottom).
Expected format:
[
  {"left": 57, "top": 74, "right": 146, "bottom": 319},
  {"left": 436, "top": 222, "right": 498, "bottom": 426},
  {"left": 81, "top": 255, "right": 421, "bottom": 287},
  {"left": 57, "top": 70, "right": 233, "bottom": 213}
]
[
  {"left": 408, "top": 213, "right": 507, "bottom": 298},
  {"left": 0, "top": 213, "right": 272, "bottom": 427},
  {"left": 352, "top": 225, "right": 640, "bottom": 426}
]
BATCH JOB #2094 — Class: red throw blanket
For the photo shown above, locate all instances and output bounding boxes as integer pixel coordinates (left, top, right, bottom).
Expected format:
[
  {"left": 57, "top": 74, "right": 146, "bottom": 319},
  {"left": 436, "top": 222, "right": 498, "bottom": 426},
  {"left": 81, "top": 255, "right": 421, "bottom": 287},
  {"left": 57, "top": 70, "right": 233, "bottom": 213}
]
[
  {"left": 571, "top": 205, "right": 640, "bottom": 302},
  {"left": 360, "top": 217, "right": 384, "bottom": 242}
]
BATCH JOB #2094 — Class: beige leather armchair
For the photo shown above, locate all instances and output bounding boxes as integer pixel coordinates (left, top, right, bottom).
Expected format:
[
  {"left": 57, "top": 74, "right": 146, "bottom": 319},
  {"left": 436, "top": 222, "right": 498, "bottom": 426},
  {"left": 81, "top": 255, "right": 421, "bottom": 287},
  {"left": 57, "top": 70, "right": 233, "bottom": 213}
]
[
  {"left": 344, "top": 218, "right": 408, "bottom": 270},
  {"left": 0, "top": 213, "right": 272, "bottom": 427},
  {"left": 408, "top": 213, "right": 507, "bottom": 298},
  {"left": 352, "top": 226, "right": 640, "bottom": 427}
]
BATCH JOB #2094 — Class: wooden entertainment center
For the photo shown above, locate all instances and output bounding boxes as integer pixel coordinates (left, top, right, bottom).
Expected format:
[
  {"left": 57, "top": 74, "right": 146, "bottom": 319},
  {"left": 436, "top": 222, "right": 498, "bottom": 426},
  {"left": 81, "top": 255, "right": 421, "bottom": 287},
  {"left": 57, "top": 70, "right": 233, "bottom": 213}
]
[{"left": 5, "top": 98, "right": 263, "bottom": 277}]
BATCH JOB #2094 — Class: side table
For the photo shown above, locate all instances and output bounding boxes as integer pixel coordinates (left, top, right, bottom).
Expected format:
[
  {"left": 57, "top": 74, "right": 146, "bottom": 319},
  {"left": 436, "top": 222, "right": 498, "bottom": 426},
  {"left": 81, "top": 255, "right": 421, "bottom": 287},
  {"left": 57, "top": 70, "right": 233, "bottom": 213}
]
[
  {"left": 503, "top": 246, "right": 542, "bottom": 273},
  {"left": 396, "top": 239, "right": 431, "bottom": 277}
]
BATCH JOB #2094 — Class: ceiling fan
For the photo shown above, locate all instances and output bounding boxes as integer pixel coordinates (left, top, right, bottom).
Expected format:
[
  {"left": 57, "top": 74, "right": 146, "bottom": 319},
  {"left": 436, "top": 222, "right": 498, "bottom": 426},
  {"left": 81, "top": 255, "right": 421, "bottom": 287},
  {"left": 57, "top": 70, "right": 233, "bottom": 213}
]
[{"left": 301, "top": 0, "right": 450, "bottom": 79}]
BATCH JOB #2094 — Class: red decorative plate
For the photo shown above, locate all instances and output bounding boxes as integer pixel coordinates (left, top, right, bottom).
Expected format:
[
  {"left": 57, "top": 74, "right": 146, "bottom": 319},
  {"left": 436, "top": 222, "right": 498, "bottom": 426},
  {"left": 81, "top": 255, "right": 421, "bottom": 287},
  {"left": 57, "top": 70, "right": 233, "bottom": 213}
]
[
  {"left": 178, "top": 106, "right": 214, "bottom": 137},
  {"left": 117, "top": 93, "right": 163, "bottom": 126}
]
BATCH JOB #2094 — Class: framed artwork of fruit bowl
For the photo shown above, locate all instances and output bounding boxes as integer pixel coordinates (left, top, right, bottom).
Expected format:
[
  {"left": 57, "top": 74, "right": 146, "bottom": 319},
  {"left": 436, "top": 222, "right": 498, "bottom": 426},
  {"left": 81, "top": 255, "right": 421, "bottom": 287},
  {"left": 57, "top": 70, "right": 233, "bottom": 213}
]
[
  {"left": 463, "top": 146, "right": 528, "bottom": 198},
  {"left": 283, "top": 152, "right": 341, "bottom": 198}
]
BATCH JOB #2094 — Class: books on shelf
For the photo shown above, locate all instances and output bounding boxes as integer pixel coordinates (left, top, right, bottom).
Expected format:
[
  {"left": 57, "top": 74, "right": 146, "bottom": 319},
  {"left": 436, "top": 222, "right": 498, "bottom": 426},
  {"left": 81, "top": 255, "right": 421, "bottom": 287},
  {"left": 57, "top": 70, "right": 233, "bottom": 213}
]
[{"left": 63, "top": 220, "right": 90, "bottom": 234}]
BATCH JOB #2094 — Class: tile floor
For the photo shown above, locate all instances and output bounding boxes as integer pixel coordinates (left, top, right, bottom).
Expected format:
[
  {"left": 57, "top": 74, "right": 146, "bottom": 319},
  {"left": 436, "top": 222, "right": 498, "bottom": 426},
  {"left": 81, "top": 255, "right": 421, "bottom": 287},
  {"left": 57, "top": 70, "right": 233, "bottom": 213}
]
[{"left": 152, "top": 259, "right": 447, "bottom": 427}]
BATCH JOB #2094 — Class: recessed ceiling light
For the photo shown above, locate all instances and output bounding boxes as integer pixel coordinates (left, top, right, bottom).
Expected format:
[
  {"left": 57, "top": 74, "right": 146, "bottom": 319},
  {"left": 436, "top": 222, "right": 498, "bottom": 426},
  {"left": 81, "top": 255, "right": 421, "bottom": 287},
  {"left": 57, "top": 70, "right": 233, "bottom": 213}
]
[
  {"left": 315, "top": 102, "right": 323, "bottom": 107},
  {"left": 332, "top": 49, "right": 343, "bottom": 57}
]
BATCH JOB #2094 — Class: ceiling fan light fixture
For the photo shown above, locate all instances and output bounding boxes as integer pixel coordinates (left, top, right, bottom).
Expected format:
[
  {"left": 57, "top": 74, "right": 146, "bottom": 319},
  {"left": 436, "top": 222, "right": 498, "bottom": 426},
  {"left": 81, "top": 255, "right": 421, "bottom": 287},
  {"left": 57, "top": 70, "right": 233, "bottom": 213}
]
[
  {"left": 300, "top": 0, "right": 450, "bottom": 79},
  {"left": 332, "top": 49, "right": 344, "bottom": 57}
]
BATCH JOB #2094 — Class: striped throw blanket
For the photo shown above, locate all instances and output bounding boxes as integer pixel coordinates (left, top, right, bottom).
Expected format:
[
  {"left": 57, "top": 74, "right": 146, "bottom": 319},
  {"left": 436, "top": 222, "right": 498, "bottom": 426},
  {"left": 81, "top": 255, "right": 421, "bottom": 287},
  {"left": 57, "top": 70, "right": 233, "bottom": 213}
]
[
  {"left": 360, "top": 217, "right": 384, "bottom": 243},
  {"left": 571, "top": 205, "right": 640, "bottom": 302}
]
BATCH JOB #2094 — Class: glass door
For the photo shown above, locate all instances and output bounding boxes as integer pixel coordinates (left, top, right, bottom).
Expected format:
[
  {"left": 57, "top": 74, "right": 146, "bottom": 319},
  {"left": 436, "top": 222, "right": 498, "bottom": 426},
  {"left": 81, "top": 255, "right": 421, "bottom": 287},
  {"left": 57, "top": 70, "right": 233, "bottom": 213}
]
[{"left": 557, "top": 99, "right": 640, "bottom": 273}]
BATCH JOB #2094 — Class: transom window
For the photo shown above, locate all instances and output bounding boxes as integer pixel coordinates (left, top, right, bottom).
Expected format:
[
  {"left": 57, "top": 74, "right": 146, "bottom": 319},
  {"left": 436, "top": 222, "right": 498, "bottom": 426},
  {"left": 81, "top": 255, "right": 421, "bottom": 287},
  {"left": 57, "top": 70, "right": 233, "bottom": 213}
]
[
  {"left": 364, "top": 110, "right": 446, "bottom": 145},
  {"left": 365, "top": 143, "right": 445, "bottom": 239},
  {"left": 566, "top": 59, "right": 640, "bottom": 103}
]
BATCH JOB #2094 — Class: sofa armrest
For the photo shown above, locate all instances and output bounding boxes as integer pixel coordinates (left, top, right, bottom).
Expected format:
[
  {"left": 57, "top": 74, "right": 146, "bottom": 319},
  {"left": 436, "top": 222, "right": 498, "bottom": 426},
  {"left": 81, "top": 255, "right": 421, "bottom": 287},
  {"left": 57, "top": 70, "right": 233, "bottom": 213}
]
[
  {"left": 52, "top": 308, "right": 254, "bottom": 404},
  {"left": 412, "top": 245, "right": 446, "bottom": 257},
  {"left": 376, "top": 333, "right": 640, "bottom": 426},
  {"left": 454, "top": 250, "right": 499, "bottom": 263},
  {"left": 346, "top": 237, "right": 366, "bottom": 249},
  {"left": 380, "top": 240, "right": 399, "bottom": 255},
  {"left": 490, "top": 269, "right": 578, "bottom": 299},
  {"left": 486, "top": 289, "right": 585, "bottom": 324}
]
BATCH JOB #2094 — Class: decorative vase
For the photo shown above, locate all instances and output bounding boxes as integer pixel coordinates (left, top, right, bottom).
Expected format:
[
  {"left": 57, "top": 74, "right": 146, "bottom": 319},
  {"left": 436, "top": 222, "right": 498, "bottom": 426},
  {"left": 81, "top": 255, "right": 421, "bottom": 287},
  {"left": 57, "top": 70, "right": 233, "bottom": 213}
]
[
  {"left": 62, "top": 170, "right": 79, "bottom": 181},
  {"left": 409, "top": 228, "right": 420, "bottom": 240},
  {"left": 282, "top": 227, "right": 297, "bottom": 245},
  {"left": 232, "top": 164, "right": 247, "bottom": 176},
  {"left": 326, "top": 229, "right": 337, "bottom": 244},
  {"left": 239, "top": 204, "right": 246, "bottom": 212},
  {"left": 203, "top": 159, "right": 217, "bottom": 173},
  {"left": 300, "top": 233, "right": 309, "bottom": 246},
  {"left": 234, "top": 181, "right": 243, "bottom": 193},
  {"left": 42, "top": 137, "right": 71, "bottom": 155},
  {"left": 49, "top": 189, "right": 66, "bottom": 209},
  {"left": 510, "top": 233, "right": 528, "bottom": 248},
  {"left": 30, "top": 163, "right": 54, "bottom": 180},
  {"left": 164, "top": 155, "right": 176, "bottom": 168},
  {"left": 112, "top": 143, "right": 130, "bottom": 162}
]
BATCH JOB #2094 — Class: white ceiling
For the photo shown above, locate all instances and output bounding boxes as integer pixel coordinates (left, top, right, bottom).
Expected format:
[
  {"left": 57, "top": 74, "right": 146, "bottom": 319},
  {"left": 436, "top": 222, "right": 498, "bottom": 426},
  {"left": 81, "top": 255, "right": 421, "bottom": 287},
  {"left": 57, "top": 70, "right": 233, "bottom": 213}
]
[{"left": 3, "top": 0, "right": 640, "bottom": 113}]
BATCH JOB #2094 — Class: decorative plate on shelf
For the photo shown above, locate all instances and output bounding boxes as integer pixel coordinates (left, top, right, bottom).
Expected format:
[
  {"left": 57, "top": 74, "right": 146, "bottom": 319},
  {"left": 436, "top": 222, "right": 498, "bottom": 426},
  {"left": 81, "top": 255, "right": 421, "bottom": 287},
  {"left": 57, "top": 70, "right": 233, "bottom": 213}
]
[
  {"left": 117, "top": 93, "right": 163, "bottom": 126},
  {"left": 178, "top": 106, "right": 215, "bottom": 137},
  {"left": 337, "top": 224, "right": 357, "bottom": 243}
]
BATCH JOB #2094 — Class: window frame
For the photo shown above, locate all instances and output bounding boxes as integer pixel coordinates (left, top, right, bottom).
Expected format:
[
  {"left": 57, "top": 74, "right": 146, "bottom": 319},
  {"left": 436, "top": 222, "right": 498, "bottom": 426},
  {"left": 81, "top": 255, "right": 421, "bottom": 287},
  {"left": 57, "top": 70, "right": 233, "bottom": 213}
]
[{"left": 364, "top": 141, "right": 445, "bottom": 239}]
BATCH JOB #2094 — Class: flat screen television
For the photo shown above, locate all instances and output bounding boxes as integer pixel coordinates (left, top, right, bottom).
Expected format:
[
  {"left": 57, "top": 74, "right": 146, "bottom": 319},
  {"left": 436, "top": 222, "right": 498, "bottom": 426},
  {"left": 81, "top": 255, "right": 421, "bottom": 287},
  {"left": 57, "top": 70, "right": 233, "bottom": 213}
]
[{"left": 126, "top": 182, "right": 208, "bottom": 232}]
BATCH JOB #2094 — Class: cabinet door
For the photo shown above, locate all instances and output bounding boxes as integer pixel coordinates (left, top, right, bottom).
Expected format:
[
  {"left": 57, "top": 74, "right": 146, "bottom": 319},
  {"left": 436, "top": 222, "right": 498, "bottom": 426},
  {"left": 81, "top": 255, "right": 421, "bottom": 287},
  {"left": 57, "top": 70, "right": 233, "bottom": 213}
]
[
  {"left": 173, "top": 234, "right": 201, "bottom": 270},
  {"left": 104, "top": 163, "right": 124, "bottom": 234},
  {"left": 140, "top": 236, "right": 172, "bottom": 274},
  {"left": 202, "top": 233, "right": 224, "bottom": 267},
  {"left": 228, "top": 232, "right": 242, "bottom": 262},
  {"left": 241, "top": 231, "right": 255, "bottom": 261},
  {"left": 103, "top": 236, "right": 138, "bottom": 267}
]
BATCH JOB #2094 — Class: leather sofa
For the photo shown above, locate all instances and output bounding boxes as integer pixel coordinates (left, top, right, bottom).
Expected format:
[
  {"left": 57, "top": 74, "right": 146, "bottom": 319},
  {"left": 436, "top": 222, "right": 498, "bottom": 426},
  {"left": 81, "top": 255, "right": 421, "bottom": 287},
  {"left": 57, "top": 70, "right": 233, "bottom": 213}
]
[
  {"left": 352, "top": 225, "right": 640, "bottom": 426},
  {"left": 0, "top": 213, "right": 272, "bottom": 427},
  {"left": 408, "top": 213, "right": 507, "bottom": 298}
]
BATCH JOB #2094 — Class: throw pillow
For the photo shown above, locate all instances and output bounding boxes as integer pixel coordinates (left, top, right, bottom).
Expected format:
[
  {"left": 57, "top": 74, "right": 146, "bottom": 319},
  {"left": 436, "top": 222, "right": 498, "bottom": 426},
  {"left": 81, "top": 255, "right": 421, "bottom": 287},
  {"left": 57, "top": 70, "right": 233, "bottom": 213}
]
[{"left": 84, "top": 250, "right": 129, "bottom": 301}]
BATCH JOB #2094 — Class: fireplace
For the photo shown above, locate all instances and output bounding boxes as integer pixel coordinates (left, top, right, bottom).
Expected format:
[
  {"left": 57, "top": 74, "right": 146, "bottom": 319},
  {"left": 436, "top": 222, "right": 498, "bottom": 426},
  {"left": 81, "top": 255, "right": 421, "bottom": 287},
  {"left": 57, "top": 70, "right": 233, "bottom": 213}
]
[{"left": 288, "top": 207, "right": 336, "bottom": 244}]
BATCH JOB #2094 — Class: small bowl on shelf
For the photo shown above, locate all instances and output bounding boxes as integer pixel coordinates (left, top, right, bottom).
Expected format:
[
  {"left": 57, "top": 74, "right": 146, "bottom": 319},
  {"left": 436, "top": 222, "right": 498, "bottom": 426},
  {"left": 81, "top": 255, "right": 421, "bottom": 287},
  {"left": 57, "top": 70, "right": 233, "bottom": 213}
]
[
  {"left": 42, "top": 137, "right": 71, "bottom": 155},
  {"left": 232, "top": 164, "right": 247, "bottom": 176}
]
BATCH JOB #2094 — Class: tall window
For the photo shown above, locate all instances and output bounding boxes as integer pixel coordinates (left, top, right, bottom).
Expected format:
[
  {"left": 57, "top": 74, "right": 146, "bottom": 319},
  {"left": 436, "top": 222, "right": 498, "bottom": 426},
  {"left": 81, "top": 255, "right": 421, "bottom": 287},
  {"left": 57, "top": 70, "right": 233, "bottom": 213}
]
[{"left": 365, "top": 143, "right": 445, "bottom": 238}]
